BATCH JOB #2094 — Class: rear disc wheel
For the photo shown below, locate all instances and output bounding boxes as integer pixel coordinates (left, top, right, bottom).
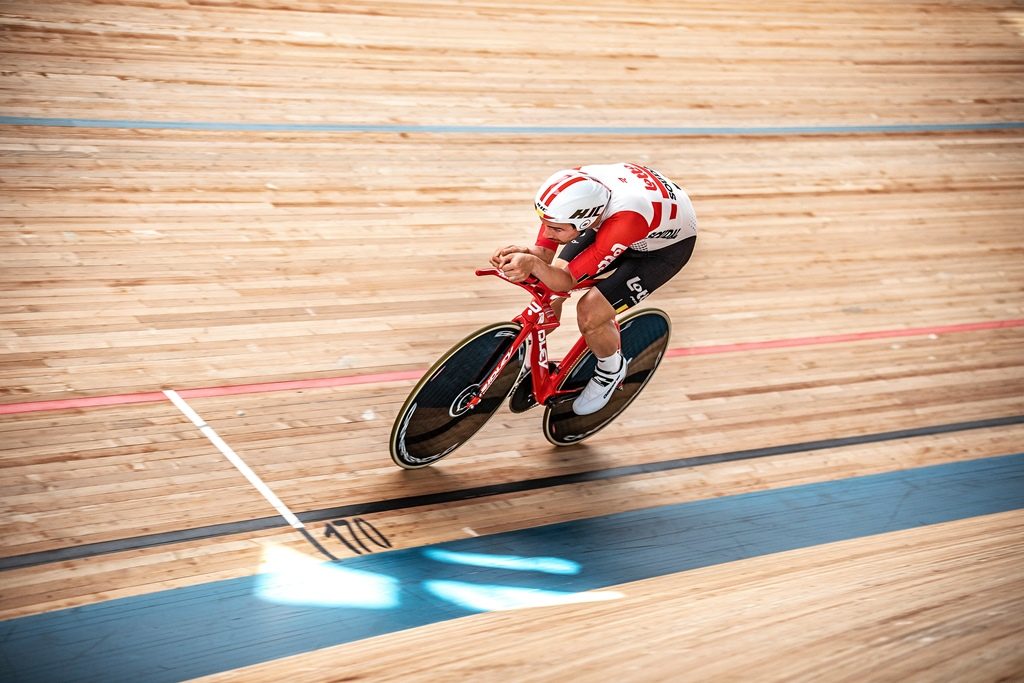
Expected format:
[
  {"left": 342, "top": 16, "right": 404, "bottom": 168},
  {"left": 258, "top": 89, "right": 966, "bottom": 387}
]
[{"left": 542, "top": 308, "right": 671, "bottom": 446}]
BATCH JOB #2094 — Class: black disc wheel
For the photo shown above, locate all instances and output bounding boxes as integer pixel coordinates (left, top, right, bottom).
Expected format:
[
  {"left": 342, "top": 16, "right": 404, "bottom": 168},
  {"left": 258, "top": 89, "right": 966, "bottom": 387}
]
[
  {"left": 390, "top": 322, "right": 524, "bottom": 468},
  {"left": 542, "top": 308, "right": 671, "bottom": 446}
]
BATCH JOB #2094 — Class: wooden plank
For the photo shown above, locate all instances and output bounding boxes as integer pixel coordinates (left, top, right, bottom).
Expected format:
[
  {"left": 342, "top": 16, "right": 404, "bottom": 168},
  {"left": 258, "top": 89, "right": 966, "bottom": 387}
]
[{"left": 1, "top": 0, "right": 1022, "bottom": 678}]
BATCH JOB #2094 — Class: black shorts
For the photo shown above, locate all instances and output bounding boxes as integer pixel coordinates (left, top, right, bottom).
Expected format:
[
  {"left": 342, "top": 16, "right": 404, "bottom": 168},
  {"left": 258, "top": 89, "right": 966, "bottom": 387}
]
[{"left": 558, "top": 233, "right": 696, "bottom": 313}]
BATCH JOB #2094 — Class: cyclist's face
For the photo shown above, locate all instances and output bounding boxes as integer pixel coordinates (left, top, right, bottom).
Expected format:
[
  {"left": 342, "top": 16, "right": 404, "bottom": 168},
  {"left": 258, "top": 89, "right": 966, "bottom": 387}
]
[{"left": 540, "top": 220, "right": 580, "bottom": 244}]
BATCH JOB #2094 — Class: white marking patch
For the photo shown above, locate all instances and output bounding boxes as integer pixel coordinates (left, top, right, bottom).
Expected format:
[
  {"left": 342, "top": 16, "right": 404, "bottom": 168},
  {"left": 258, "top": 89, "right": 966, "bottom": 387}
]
[{"left": 163, "top": 390, "right": 305, "bottom": 530}]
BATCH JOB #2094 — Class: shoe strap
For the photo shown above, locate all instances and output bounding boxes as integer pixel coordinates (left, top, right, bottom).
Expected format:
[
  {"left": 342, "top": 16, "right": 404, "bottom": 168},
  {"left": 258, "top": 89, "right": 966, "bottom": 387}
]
[{"left": 591, "top": 364, "right": 622, "bottom": 387}]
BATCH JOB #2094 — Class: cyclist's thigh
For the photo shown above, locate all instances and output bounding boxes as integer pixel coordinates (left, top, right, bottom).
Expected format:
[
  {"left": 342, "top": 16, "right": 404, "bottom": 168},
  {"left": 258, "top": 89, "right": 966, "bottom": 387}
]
[{"left": 594, "top": 236, "right": 696, "bottom": 313}]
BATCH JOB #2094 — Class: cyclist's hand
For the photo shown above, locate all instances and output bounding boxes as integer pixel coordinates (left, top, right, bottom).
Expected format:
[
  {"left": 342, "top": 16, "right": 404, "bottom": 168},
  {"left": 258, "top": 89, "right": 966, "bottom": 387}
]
[
  {"left": 490, "top": 245, "right": 529, "bottom": 267},
  {"left": 501, "top": 253, "right": 535, "bottom": 282},
  {"left": 489, "top": 246, "right": 508, "bottom": 267}
]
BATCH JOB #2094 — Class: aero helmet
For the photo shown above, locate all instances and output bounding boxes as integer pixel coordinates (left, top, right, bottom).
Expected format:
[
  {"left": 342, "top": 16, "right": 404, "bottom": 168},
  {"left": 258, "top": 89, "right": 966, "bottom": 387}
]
[{"left": 534, "top": 169, "right": 611, "bottom": 231}]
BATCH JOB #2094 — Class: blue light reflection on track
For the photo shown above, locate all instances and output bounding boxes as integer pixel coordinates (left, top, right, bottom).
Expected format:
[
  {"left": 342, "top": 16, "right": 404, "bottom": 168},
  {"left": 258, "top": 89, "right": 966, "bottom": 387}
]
[{"left": 0, "top": 453, "right": 1022, "bottom": 683}]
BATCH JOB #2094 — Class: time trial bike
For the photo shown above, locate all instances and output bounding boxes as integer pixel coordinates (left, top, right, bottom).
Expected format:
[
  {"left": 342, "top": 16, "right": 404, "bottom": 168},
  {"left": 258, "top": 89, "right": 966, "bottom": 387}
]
[{"left": 389, "top": 268, "right": 671, "bottom": 469}]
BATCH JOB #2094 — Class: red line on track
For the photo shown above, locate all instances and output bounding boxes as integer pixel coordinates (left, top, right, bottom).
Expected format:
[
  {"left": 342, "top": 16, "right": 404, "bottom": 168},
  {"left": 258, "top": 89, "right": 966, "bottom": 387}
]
[
  {"left": 664, "top": 319, "right": 1024, "bottom": 357},
  {"left": 2, "top": 318, "right": 1021, "bottom": 416}
]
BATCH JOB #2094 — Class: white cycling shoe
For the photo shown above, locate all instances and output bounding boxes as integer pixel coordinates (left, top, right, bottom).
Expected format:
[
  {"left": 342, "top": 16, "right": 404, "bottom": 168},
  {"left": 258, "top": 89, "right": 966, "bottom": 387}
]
[{"left": 572, "top": 356, "right": 628, "bottom": 415}]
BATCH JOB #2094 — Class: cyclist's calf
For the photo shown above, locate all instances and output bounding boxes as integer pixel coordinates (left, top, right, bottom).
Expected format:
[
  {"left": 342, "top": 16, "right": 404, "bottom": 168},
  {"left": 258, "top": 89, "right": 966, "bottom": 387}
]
[{"left": 576, "top": 289, "right": 619, "bottom": 357}]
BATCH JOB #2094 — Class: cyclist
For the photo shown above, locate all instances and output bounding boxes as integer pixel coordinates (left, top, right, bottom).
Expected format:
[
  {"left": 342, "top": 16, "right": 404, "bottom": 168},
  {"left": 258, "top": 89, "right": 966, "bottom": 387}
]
[{"left": 491, "top": 163, "right": 697, "bottom": 415}]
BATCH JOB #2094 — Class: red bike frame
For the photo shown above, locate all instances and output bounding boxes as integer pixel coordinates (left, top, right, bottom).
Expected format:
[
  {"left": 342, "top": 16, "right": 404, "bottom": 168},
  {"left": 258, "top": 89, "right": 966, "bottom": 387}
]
[{"left": 467, "top": 267, "right": 611, "bottom": 410}]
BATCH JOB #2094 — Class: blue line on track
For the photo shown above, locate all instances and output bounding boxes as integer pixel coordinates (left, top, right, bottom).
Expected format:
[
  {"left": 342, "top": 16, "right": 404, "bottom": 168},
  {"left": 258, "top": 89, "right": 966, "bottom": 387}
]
[
  {"left": 1, "top": 453, "right": 1022, "bottom": 682},
  {"left": 2, "top": 115, "right": 1024, "bottom": 135}
]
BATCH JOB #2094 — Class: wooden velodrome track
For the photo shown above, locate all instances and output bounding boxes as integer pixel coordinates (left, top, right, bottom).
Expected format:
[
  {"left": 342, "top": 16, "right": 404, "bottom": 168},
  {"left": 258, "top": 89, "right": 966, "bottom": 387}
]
[{"left": 2, "top": 1, "right": 1023, "bottom": 680}]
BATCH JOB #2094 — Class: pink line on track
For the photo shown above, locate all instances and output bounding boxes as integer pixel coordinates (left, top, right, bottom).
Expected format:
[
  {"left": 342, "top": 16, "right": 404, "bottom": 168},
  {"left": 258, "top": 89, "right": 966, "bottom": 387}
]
[
  {"left": 2, "top": 318, "right": 1022, "bottom": 416},
  {"left": 664, "top": 319, "right": 1024, "bottom": 357}
]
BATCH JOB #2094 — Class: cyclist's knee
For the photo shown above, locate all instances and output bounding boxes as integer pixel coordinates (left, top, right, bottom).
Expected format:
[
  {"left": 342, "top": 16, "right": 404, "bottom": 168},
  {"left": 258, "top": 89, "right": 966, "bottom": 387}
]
[{"left": 576, "top": 291, "right": 615, "bottom": 335}]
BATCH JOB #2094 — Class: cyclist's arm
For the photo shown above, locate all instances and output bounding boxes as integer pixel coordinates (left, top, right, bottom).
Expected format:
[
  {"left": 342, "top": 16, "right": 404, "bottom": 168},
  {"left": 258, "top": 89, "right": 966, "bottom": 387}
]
[
  {"left": 529, "top": 245, "right": 556, "bottom": 264},
  {"left": 565, "top": 212, "right": 650, "bottom": 282},
  {"left": 497, "top": 252, "right": 574, "bottom": 290},
  {"left": 526, "top": 258, "right": 575, "bottom": 292}
]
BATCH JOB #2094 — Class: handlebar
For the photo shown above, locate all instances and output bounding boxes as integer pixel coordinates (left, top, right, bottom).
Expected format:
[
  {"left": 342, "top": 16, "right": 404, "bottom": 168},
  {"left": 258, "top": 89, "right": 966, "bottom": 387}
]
[
  {"left": 475, "top": 267, "right": 539, "bottom": 285},
  {"left": 476, "top": 267, "right": 600, "bottom": 294},
  {"left": 475, "top": 268, "right": 571, "bottom": 299}
]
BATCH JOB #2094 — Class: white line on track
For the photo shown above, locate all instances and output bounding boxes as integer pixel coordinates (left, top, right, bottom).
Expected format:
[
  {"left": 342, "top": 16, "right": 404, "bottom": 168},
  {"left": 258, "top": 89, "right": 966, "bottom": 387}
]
[{"left": 163, "top": 389, "right": 305, "bottom": 530}]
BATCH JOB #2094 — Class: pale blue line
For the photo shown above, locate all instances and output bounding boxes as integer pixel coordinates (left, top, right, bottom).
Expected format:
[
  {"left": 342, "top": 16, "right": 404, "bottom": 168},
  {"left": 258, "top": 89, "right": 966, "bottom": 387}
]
[{"left": 2, "top": 115, "right": 1024, "bottom": 135}]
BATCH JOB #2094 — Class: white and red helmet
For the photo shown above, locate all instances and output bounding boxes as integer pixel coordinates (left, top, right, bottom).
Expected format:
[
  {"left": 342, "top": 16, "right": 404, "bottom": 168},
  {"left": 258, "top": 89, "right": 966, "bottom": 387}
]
[{"left": 534, "top": 169, "right": 611, "bottom": 231}]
